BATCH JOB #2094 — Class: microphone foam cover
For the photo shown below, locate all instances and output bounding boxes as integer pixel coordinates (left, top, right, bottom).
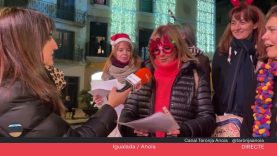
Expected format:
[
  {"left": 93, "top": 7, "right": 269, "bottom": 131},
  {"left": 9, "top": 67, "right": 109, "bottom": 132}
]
[{"left": 135, "top": 68, "right": 152, "bottom": 85}]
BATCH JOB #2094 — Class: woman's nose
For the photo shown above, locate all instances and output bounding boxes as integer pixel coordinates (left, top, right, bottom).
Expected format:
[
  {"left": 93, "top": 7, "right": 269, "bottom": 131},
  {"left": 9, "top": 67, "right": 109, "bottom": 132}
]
[
  {"left": 261, "top": 31, "right": 268, "bottom": 41},
  {"left": 159, "top": 50, "right": 166, "bottom": 56},
  {"left": 52, "top": 39, "right": 58, "bottom": 50},
  {"left": 123, "top": 50, "right": 130, "bottom": 55}
]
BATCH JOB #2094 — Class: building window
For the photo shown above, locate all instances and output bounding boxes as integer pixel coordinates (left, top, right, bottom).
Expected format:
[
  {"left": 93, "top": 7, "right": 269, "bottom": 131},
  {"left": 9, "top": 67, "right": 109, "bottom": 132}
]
[
  {"left": 196, "top": 0, "right": 215, "bottom": 55},
  {"left": 57, "top": 0, "right": 75, "bottom": 21},
  {"left": 139, "top": 28, "right": 153, "bottom": 60},
  {"left": 139, "top": 0, "right": 153, "bottom": 13},
  {"left": 92, "top": 0, "right": 107, "bottom": 5},
  {"left": 4, "top": 0, "right": 28, "bottom": 7},
  {"left": 89, "top": 22, "right": 110, "bottom": 57},
  {"left": 53, "top": 29, "right": 75, "bottom": 60}
]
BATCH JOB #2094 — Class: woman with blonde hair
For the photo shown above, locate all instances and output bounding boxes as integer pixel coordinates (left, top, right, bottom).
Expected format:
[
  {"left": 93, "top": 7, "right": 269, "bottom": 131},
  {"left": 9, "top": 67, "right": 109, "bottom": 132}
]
[
  {"left": 101, "top": 33, "right": 141, "bottom": 83},
  {"left": 93, "top": 33, "right": 141, "bottom": 137},
  {"left": 119, "top": 24, "right": 215, "bottom": 137}
]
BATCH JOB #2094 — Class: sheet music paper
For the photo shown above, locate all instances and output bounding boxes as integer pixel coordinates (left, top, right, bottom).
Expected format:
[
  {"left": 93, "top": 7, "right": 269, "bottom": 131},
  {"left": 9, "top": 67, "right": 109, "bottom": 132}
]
[{"left": 118, "top": 111, "right": 180, "bottom": 133}]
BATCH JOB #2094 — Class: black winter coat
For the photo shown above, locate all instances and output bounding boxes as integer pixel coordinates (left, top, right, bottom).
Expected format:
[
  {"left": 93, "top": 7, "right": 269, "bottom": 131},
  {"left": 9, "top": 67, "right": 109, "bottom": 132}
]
[
  {"left": 212, "top": 39, "right": 257, "bottom": 116},
  {"left": 0, "top": 81, "right": 117, "bottom": 137},
  {"left": 119, "top": 61, "right": 216, "bottom": 137}
]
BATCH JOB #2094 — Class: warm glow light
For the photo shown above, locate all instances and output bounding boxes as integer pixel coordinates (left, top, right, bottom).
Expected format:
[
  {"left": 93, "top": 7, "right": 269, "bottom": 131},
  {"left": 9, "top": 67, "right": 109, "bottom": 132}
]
[
  {"left": 154, "top": 0, "right": 176, "bottom": 28},
  {"left": 110, "top": 0, "right": 137, "bottom": 42},
  {"left": 196, "top": 0, "right": 215, "bottom": 55}
]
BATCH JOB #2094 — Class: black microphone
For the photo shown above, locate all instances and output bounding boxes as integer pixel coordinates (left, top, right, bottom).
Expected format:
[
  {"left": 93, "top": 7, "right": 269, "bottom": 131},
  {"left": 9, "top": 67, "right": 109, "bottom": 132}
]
[{"left": 117, "top": 68, "right": 152, "bottom": 92}]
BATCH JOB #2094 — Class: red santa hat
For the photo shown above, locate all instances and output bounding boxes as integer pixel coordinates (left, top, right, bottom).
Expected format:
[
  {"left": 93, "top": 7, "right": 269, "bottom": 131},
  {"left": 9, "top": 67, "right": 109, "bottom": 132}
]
[{"left": 110, "top": 33, "right": 132, "bottom": 46}]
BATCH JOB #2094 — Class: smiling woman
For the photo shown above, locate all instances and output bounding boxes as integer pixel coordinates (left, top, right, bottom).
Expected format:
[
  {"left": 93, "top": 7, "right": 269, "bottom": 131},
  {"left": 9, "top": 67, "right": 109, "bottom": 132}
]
[
  {"left": 241, "top": 5, "right": 277, "bottom": 138},
  {"left": 230, "top": 13, "right": 258, "bottom": 40},
  {"left": 262, "top": 16, "right": 277, "bottom": 60},
  {"left": 212, "top": 3, "right": 266, "bottom": 137}
]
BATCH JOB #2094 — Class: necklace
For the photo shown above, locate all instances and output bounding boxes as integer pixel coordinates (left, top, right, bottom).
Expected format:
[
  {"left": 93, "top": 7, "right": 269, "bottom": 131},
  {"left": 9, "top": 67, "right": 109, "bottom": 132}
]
[{"left": 252, "top": 60, "right": 277, "bottom": 137}]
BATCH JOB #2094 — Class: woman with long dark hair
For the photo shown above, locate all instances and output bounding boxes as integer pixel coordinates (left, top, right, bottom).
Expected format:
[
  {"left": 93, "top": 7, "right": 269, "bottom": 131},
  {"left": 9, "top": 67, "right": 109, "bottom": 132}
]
[{"left": 0, "top": 7, "right": 130, "bottom": 137}]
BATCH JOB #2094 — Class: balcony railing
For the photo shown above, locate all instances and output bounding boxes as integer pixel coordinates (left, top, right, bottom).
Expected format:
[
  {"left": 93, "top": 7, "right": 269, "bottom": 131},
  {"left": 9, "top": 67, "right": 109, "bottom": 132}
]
[{"left": 28, "top": 0, "right": 86, "bottom": 25}]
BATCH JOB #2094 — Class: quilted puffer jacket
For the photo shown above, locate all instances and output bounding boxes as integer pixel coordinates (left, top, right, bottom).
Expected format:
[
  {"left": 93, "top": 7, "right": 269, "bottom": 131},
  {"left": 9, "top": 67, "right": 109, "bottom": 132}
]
[{"left": 119, "top": 61, "right": 215, "bottom": 137}]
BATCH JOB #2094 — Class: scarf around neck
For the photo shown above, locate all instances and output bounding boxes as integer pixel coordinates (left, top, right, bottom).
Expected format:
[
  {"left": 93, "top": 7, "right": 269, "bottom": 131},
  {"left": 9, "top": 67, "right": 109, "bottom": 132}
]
[
  {"left": 45, "top": 65, "right": 66, "bottom": 92},
  {"left": 101, "top": 59, "right": 139, "bottom": 83},
  {"left": 154, "top": 59, "right": 179, "bottom": 76},
  {"left": 222, "top": 38, "right": 257, "bottom": 115},
  {"left": 252, "top": 60, "right": 277, "bottom": 137},
  {"left": 111, "top": 57, "right": 130, "bottom": 68}
]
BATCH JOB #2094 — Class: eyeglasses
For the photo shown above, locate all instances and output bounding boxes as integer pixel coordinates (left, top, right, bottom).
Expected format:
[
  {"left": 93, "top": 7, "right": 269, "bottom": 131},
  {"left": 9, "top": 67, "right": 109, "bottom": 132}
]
[
  {"left": 152, "top": 45, "right": 175, "bottom": 56},
  {"left": 148, "top": 35, "right": 175, "bottom": 56}
]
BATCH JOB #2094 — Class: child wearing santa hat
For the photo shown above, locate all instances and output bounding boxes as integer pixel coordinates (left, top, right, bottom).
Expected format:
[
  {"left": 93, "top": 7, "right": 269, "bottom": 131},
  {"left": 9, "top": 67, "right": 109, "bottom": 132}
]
[
  {"left": 102, "top": 33, "right": 141, "bottom": 84},
  {"left": 93, "top": 33, "right": 142, "bottom": 137}
]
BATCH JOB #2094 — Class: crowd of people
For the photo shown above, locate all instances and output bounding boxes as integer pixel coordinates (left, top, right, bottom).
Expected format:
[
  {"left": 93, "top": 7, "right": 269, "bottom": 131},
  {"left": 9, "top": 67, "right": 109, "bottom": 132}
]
[{"left": 0, "top": 1, "right": 276, "bottom": 138}]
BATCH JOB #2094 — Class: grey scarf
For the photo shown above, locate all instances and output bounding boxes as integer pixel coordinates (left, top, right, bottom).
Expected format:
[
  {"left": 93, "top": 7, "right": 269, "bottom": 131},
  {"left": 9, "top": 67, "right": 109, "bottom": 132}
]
[{"left": 102, "top": 63, "right": 139, "bottom": 83}]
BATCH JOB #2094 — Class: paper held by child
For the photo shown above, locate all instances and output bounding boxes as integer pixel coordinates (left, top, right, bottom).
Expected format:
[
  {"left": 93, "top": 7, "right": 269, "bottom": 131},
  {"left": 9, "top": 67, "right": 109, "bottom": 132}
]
[{"left": 90, "top": 79, "right": 124, "bottom": 97}]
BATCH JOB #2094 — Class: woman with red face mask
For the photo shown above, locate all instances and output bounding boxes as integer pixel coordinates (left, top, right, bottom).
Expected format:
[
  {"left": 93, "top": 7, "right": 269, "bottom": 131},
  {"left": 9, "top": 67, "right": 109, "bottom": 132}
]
[{"left": 118, "top": 24, "right": 215, "bottom": 137}]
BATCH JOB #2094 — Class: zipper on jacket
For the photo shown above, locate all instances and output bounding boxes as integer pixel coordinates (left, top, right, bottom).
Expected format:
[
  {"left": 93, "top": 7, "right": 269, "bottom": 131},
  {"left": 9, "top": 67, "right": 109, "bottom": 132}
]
[
  {"left": 226, "top": 49, "right": 243, "bottom": 112},
  {"left": 168, "top": 63, "right": 193, "bottom": 121}
]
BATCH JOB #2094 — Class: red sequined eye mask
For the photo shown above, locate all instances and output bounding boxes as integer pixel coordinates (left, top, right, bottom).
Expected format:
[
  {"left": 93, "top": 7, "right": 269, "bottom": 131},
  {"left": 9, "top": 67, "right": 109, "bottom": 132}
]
[{"left": 148, "top": 35, "right": 175, "bottom": 56}]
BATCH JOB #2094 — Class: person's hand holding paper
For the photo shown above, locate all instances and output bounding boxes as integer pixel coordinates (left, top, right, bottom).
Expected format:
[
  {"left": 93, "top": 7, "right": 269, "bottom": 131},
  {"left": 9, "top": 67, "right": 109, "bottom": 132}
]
[
  {"left": 118, "top": 107, "right": 180, "bottom": 134},
  {"left": 90, "top": 79, "right": 124, "bottom": 107},
  {"left": 90, "top": 79, "right": 123, "bottom": 97},
  {"left": 90, "top": 68, "right": 152, "bottom": 107},
  {"left": 163, "top": 107, "right": 180, "bottom": 136}
]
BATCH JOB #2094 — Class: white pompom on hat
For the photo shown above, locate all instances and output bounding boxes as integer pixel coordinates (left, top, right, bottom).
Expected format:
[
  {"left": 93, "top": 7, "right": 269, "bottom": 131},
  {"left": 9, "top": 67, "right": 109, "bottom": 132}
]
[{"left": 110, "top": 33, "right": 132, "bottom": 46}]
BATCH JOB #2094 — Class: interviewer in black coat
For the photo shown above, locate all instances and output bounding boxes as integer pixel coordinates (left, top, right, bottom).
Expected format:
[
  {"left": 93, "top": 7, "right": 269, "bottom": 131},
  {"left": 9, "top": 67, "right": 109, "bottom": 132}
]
[{"left": 0, "top": 7, "right": 130, "bottom": 137}]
